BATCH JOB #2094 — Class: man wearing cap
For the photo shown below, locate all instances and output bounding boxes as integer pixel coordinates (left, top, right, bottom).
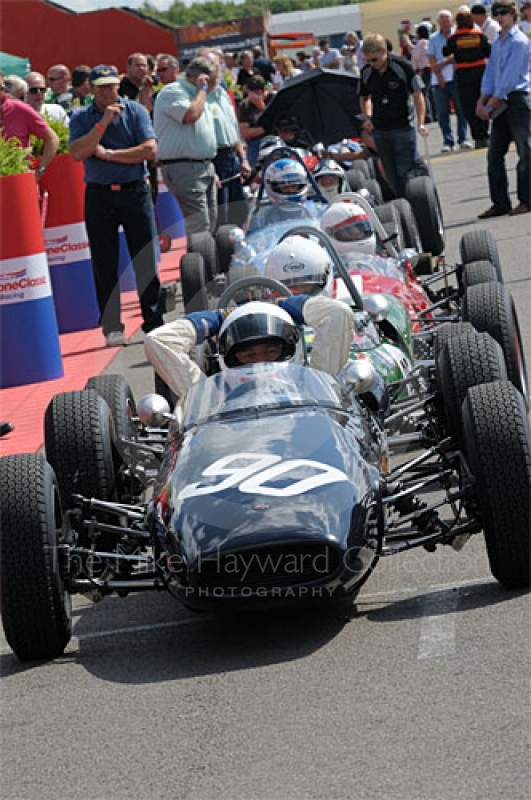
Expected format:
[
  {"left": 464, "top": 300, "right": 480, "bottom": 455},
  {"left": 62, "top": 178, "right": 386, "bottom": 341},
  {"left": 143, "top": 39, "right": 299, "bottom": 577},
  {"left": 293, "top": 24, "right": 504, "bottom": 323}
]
[
  {"left": 69, "top": 65, "right": 164, "bottom": 348},
  {"left": 154, "top": 56, "right": 218, "bottom": 242}
]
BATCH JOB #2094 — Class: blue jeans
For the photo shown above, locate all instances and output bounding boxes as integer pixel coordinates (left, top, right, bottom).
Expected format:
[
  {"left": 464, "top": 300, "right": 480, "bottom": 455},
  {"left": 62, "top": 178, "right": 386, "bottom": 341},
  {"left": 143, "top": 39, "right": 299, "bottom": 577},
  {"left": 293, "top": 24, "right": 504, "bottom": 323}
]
[
  {"left": 85, "top": 181, "right": 163, "bottom": 336},
  {"left": 432, "top": 81, "right": 468, "bottom": 145},
  {"left": 372, "top": 127, "right": 418, "bottom": 198},
  {"left": 487, "top": 91, "right": 531, "bottom": 211}
]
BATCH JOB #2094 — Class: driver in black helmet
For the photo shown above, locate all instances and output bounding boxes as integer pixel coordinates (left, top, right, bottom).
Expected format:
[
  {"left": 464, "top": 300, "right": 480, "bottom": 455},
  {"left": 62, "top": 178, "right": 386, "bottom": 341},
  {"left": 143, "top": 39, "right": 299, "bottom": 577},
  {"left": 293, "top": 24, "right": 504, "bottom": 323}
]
[{"left": 145, "top": 294, "right": 354, "bottom": 401}]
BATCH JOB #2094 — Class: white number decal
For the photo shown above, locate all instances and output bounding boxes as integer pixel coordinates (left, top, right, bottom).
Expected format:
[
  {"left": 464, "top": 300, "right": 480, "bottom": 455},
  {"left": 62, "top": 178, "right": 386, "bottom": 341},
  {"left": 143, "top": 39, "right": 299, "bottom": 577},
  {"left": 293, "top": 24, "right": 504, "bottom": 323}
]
[
  {"left": 178, "top": 453, "right": 281, "bottom": 500},
  {"left": 179, "top": 453, "right": 348, "bottom": 500},
  {"left": 240, "top": 459, "right": 349, "bottom": 497}
]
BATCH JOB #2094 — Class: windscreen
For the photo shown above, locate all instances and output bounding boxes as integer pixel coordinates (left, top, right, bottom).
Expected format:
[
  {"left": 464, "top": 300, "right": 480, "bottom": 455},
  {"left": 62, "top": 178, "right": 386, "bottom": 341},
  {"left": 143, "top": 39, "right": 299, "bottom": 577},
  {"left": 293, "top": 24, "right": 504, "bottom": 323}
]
[{"left": 182, "top": 363, "right": 342, "bottom": 428}]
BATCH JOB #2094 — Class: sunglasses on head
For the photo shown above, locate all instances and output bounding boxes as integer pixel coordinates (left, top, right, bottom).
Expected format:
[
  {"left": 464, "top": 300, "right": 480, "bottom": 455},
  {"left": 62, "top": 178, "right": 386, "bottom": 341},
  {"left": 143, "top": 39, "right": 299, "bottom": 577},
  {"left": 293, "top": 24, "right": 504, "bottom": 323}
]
[
  {"left": 28, "top": 87, "right": 46, "bottom": 94},
  {"left": 492, "top": 8, "right": 512, "bottom": 14}
]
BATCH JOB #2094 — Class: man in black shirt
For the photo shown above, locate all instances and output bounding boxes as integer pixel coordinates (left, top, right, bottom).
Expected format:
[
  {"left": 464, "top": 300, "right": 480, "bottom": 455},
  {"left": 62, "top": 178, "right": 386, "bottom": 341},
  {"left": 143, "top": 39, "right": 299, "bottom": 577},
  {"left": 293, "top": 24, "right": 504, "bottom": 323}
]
[{"left": 359, "top": 33, "right": 428, "bottom": 197}]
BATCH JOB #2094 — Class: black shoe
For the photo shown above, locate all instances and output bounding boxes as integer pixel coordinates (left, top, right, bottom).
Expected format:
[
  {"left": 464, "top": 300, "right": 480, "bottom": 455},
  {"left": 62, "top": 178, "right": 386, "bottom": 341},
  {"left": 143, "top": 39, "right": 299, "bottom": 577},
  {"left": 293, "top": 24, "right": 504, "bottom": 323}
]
[
  {"left": 0, "top": 422, "right": 14, "bottom": 438},
  {"left": 475, "top": 139, "right": 489, "bottom": 149},
  {"left": 478, "top": 206, "right": 510, "bottom": 219}
]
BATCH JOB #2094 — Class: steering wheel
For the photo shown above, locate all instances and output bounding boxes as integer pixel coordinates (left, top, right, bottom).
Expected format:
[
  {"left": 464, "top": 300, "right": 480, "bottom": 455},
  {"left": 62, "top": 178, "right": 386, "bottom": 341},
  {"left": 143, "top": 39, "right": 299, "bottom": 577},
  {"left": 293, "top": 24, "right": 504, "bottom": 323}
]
[{"left": 217, "top": 275, "right": 292, "bottom": 309}]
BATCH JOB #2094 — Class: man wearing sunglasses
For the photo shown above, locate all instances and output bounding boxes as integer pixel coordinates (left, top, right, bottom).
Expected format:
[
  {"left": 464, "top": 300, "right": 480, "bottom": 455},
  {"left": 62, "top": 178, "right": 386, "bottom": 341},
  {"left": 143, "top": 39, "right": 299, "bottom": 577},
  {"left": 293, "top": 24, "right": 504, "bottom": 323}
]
[
  {"left": 0, "top": 69, "right": 59, "bottom": 181},
  {"left": 46, "top": 64, "right": 73, "bottom": 110},
  {"left": 476, "top": 1, "right": 531, "bottom": 217},
  {"left": 25, "top": 72, "right": 68, "bottom": 124},
  {"left": 359, "top": 32, "right": 428, "bottom": 199}
]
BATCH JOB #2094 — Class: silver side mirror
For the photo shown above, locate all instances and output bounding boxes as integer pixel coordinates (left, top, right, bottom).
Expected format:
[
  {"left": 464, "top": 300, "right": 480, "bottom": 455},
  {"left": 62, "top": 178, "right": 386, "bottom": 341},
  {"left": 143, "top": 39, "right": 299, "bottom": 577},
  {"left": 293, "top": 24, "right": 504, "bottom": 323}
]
[
  {"left": 137, "top": 393, "right": 171, "bottom": 427},
  {"left": 364, "top": 294, "right": 390, "bottom": 322},
  {"left": 337, "top": 360, "right": 378, "bottom": 397}
]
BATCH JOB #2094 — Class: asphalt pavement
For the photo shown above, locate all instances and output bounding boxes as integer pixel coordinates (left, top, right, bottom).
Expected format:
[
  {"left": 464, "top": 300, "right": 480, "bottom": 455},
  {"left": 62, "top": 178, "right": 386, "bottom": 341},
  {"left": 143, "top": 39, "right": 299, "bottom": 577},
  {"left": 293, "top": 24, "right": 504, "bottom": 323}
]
[{"left": 1, "top": 125, "right": 530, "bottom": 800}]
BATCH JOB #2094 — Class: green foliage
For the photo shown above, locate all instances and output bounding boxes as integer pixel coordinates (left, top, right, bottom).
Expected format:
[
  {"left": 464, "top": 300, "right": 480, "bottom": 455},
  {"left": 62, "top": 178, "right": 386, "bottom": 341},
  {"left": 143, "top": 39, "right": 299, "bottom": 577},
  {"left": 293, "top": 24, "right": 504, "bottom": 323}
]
[
  {"left": 140, "top": 0, "right": 365, "bottom": 27},
  {"left": 31, "top": 115, "right": 69, "bottom": 158},
  {"left": 0, "top": 134, "right": 31, "bottom": 176}
]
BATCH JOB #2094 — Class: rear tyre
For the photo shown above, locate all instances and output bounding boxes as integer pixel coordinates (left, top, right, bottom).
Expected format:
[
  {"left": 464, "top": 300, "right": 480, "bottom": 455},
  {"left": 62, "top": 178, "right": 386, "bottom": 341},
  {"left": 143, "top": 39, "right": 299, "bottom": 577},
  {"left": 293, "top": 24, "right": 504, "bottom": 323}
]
[
  {"left": 375, "top": 203, "right": 404, "bottom": 252},
  {"left": 365, "top": 178, "right": 383, "bottom": 205},
  {"left": 459, "top": 229, "right": 502, "bottom": 282},
  {"left": 84, "top": 375, "right": 138, "bottom": 500},
  {"left": 390, "top": 198, "right": 422, "bottom": 251},
  {"left": 433, "top": 321, "right": 476, "bottom": 370},
  {"left": 437, "top": 331, "right": 507, "bottom": 447},
  {"left": 463, "top": 381, "right": 530, "bottom": 589},
  {"left": 462, "top": 282, "right": 529, "bottom": 405},
  {"left": 345, "top": 162, "right": 370, "bottom": 190},
  {"left": 180, "top": 252, "right": 208, "bottom": 313},
  {"left": 216, "top": 224, "right": 237, "bottom": 274},
  {"left": 0, "top": 454, "right": 72, "bottom": 661},
  {"left": 44, "top": 390, "right": 117, "bottom": 550},
  {"left": 405, "top": 176, "right": 445, "bottom": 256},
  {"left": 85, "top": 375, "right": 136, "bottom": 442},
  {"left": 188, "top": 231, "right": 216, "bottom": 282},
  {"left": 461, "top": 260, "right": 498, "bottom": 290}
]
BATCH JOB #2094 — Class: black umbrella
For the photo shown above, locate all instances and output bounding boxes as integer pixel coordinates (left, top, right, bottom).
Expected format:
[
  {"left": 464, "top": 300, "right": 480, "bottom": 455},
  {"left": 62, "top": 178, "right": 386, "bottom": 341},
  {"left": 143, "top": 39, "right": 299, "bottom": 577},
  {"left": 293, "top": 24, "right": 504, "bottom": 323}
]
[{"left": 257, "top": 68, "right": 362, "bottom": 146}]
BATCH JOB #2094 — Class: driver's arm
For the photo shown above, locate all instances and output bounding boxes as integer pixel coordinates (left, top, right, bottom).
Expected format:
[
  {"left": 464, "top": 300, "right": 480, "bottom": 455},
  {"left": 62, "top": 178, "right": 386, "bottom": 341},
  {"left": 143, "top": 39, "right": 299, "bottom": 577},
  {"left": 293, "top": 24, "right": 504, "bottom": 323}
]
[
  {"left": 144, "top": 319, "right": 205, "bottom": 399},
  {"left": 302, "top": 297, "right": 354, "bottom": 376}
]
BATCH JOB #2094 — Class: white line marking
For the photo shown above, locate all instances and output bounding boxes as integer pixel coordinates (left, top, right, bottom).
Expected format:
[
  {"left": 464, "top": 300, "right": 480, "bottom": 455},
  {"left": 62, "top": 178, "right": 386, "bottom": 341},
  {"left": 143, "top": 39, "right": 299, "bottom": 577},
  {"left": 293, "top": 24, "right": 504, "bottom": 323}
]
[{"left": 417, "top": 590, "right": 460, "bottom": 660}]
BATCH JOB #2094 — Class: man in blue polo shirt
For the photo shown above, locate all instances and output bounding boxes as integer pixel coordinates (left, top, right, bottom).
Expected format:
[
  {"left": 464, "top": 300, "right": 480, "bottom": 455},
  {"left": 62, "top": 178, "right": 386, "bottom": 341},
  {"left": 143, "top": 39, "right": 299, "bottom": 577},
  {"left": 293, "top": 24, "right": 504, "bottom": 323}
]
[{"left": 69, "top": 65, "right": 164, "bottom": 347}]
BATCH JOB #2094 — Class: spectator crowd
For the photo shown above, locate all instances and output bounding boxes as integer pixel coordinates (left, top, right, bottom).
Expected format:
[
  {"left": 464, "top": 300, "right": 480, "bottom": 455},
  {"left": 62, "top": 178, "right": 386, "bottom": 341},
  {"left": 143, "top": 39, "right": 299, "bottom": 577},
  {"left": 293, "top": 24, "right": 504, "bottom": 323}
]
[{"left": 0, "top": 1, "right": 528, "bottom": 367}]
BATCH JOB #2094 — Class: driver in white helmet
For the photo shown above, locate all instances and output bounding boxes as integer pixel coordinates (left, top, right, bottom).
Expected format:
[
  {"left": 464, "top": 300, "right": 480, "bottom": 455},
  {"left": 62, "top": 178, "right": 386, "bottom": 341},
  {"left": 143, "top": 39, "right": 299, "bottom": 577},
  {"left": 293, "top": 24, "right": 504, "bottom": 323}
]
[
  {"left": 248, "top": 157, "right": 324, "bottom": 231},
  {"left": 320, "top": 200, "right": 403, "bottom": 280},
  {"left": 145, "top": 294, "right": 354, "bottom": 400},
  {"left": 265, "top": 235, "right": 334, "bottom": 297},
  {"left": 312, "top": 159, "right": 349, "bottom": 200}
]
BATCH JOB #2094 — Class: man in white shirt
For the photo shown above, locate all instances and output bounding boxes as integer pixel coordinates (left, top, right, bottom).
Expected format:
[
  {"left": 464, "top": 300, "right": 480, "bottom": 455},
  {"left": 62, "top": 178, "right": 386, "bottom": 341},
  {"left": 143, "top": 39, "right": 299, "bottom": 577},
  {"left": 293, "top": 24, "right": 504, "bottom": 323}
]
[
  {"left": 25, "top": 72, "right": 69, "bottom": 124},
  {"left": 471, "top": 3, "right": 501, "bottom": 42}
]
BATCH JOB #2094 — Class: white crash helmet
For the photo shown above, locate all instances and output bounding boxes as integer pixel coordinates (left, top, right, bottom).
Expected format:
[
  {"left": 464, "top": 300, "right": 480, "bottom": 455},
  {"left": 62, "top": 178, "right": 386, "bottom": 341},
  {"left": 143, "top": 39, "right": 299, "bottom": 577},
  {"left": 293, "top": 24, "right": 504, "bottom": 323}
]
[
  {"left": 312, "top": 159, "right": 346, "bottom": 200},
  {"left": 320, "top": 201, "right": 376, "bottom": 255},
  {"left": 265, "top": 236, "right": 333, "bottom": 296},
  {"left": 264, "top": 158, "right": 309, "bottom": 205},
  {"left": 218, "top": 301, "right": 300, "bottom": 369}
]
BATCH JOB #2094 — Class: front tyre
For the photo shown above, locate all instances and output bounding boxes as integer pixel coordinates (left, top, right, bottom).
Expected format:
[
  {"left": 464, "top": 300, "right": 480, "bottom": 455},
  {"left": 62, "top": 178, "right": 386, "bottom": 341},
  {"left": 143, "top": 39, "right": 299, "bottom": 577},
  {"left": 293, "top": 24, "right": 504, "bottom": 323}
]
[
  {"left": 463, "top": 381, "right": 530, "bottom": 589},
  {"left": 0, "top": 454, "right": 72, "bottom": 661}
]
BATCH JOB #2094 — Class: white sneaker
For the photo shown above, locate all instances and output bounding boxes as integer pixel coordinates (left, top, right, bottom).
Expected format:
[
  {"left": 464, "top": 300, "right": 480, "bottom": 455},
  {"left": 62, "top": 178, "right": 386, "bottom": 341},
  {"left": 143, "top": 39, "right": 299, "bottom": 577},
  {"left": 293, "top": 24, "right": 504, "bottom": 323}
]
[
  {"left": 441, "top": 144, "right": 453, "bottom": 153},
  {"left": 105, "top": 331, "right": 126, "bottom": 347},
  {"left": 460, "top": 141, "right": 474, "bottom": 150}
]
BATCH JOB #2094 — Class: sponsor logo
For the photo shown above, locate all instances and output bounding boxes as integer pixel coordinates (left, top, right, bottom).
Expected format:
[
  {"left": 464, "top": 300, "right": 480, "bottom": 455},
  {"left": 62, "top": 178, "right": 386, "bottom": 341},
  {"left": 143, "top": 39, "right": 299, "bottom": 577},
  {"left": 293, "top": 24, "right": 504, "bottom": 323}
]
[
  {"left": 283, "top": 260, "right": 305, "bottom": 273},
  {"left": 0, "top": 268, "right": 47, "bottom": 294},
  {"left": 46, "top": 240, "right": 90, "bottom": 256},
  {"left": 0, "top": 269, "right": 26, "bottom": 281},
  {"left": 46, "top": 234, "right": 68, "bottom": 246}
]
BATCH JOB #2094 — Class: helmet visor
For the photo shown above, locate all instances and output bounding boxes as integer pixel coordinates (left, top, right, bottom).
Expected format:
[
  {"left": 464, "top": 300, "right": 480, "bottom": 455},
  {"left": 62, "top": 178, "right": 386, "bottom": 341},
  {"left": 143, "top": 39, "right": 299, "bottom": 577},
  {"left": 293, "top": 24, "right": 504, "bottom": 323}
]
[
  {"left": 328, "top": 217, "right": 373, "bottom": 243},
  {"left": 271, "top": 180, "right": 307, "bottom": 196}
]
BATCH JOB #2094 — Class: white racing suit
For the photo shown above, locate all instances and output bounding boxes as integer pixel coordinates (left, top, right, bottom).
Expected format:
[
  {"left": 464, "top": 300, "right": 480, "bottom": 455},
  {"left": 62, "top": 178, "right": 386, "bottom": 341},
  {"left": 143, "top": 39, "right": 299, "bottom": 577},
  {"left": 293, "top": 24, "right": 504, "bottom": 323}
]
[{"left": 145, "top": 295, "right": 353, "bottom": 399}]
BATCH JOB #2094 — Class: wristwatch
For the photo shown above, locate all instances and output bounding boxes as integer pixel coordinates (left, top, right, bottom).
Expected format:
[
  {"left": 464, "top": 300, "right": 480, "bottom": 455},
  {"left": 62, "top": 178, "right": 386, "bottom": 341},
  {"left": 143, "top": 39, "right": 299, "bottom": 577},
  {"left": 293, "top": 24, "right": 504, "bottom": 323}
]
[
  {"left": 36, "top": 165, "right": 46, "bottom": 176},
  {"left": 198, "top": 84, "right": 209, "bottom": 92}
]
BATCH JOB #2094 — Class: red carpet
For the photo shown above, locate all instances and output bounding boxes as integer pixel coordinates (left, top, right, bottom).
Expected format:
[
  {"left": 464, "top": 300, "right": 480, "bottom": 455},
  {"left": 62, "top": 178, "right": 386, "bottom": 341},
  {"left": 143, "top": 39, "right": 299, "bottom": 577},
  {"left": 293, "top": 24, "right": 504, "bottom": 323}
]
[{"left": 0, "top": 241, "right": 185, "bottom": 457}]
